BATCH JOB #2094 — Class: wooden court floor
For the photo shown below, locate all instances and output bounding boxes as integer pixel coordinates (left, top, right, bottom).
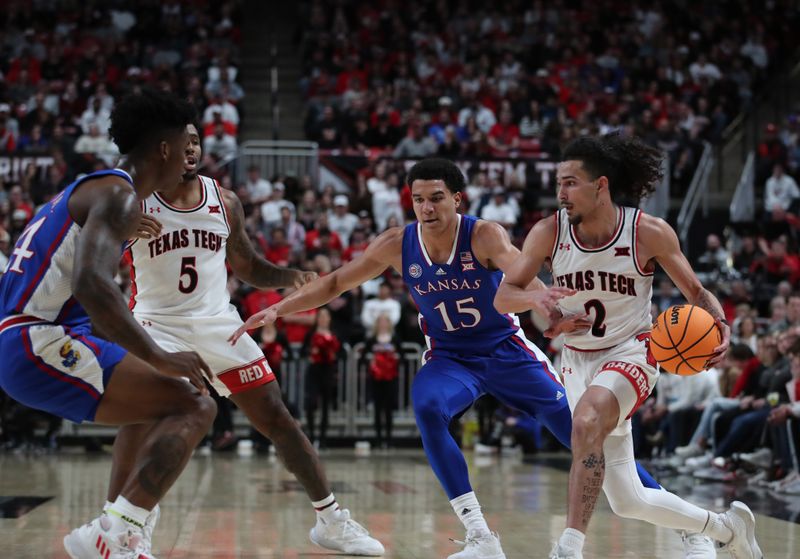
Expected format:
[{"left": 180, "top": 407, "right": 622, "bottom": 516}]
[{"left": 0, "top": 449, "right": 795, "bottom": 558}]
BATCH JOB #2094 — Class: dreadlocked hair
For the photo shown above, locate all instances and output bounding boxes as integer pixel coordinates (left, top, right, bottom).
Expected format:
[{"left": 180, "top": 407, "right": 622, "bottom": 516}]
[{"left": 562, "top": 134, "right": 664, "bottom": 205}]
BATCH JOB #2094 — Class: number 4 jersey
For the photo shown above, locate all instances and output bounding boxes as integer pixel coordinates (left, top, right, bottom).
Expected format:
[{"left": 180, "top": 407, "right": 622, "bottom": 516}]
[
  {"left": 0, "top": 169, "right": 135, "bottom": 328},
  {"left": 402, "top": 214, "right": 525, "bottom": 355},
  {"left": 125, "top": 175, "right": 231, "bottom": 317},
  {"left": 550, "top": 206, "right": 654, "bottom": 350}
]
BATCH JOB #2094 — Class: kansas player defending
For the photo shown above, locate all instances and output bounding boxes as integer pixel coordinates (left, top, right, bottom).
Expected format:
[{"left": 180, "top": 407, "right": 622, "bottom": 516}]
[
  {"left": 0, "top": 89, "right": 218, "bottom": 559},
  {"left": 120, "top": 123, "right": 383, "bottom": 556},
  {"left": 230, "top": 158, "right": 661, "bottom": 559},
  {"left": 496, "top": 135, "right": 762, "bottom": 559}
]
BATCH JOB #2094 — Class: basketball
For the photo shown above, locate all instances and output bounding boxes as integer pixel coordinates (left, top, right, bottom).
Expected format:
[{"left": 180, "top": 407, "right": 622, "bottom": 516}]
[{"left": 650, "top": 305, "right": 721, "bottom": 375}]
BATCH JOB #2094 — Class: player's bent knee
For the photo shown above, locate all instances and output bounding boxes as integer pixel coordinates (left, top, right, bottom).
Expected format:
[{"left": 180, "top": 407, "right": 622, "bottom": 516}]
[
  {"left": 180, "top": 392, "right": 217, "bottom": 427},
  {"left": 412, "top": 393, "right": 447, "bottom": 425},
  {"left": 605, "top": 489, "right": 645, "bottom": 519},
  {"left": 571, "top": 408, "right": 606, "bottom": 446}
]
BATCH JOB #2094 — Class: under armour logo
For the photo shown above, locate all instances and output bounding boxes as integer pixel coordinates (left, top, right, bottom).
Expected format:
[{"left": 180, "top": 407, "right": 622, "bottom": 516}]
[
  {"left": 559, "top": 243, "right": 571, "bottom": 251},
  {"left": 141, "top": 320, "right": 152, "bottom": 327},
  {"left": 149, "top": 207, "right": 161, "bottom": 213},
  {"left": 562, "top": 367, "right": 573, "bottom": 375},
  {"left": 614, "top": 247, "right": 631, "bottom": 257},
  {"left": 209, "top": 205, "right": 221, "bottom": 214}
]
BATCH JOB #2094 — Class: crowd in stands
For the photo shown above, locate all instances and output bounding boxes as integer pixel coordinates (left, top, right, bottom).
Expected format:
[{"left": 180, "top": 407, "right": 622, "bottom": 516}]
[{"left": 299, "top": 0, "right": 799, "bottom": 195}]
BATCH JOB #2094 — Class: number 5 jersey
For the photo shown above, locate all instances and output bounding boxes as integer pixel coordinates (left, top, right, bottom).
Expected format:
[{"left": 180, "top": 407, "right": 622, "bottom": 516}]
[{"left": 125, "top": 175, "right": 231, "bottom": 317}]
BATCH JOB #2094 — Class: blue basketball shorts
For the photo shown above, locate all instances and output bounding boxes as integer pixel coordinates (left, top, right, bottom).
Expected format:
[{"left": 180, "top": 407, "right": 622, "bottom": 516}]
[{"left": 0, "top": 315, "right": 127, "bottom": 423}]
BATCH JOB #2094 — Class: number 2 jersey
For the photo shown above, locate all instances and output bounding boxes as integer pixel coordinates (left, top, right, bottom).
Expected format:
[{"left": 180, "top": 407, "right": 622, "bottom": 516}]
[
  {"left": 402, "top": 214, "right": 529, "bottom": 356},
  {"left": 550, "top": 206, "right": 654, "bottom": 350},
  {"left": 125, "top": 175, "right": 231, "bottom": 317}
]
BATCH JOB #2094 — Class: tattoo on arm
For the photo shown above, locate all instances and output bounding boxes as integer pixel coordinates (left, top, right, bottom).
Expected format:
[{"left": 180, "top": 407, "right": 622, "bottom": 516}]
[
  {"left": 693, "top": 289, "right": 724, "bottom": 321},
  {"left": 580, "top": 452, "right": 605, "bottom": 526},
  {"left": 224, "top": 191, "right": 297, "bottom": 289},
  {"left": 73, "top": 186, "right": 162, "bottom": 361}
]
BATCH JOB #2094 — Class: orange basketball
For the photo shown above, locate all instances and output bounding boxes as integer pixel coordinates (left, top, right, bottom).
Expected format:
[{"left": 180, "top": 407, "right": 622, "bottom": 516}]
[{"left": 649, "top": 305, "right": 721, "bottom": 375}]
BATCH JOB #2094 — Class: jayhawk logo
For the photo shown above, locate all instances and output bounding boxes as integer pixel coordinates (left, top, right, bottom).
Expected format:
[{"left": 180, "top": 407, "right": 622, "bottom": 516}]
[{"left": 59, "top": 341, "right": 81, "bottom": 370}]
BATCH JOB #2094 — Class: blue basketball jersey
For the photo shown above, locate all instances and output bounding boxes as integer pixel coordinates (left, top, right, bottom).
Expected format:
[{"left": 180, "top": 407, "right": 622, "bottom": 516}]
[
  {"left": 402, "top": 214, "right": 521, "bottom": 355},
  {"left": 0, "top": 169, "right": 133, "bottom": 328}
]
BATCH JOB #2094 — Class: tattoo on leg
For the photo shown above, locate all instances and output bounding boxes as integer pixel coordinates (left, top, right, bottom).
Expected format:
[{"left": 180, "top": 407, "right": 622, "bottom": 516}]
[
  {"left": 137, "top": 435, "right": 187, "bottom": 498},
  {"left": 580, "top": 452, "right": 605, "bottom": 526}
]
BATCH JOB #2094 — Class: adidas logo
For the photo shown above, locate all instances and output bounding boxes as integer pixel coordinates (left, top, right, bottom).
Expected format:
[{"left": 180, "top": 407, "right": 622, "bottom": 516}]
[
  {"left": 556, "top": 391, "right": 565, "bottom": 400},
  {"left": 435, "top": 268, "right": 447, "bottom": 276},
  {"left": 461, "top": 507, "right": 471, "bottom": 515}
]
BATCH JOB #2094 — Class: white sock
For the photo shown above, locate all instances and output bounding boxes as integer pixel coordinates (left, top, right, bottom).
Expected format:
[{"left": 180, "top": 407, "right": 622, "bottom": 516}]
[
  {"left": 558, "top": 528, "right": 585, "bottom": 552},
  {"left": 312, "top": 493, "right": 340, "bottom": 523},
  {"left": 107, "top": 496, "right": 150, "bottom": 530},
  {"left": 450, "top": 491, "right": 490, "bottom": 535},
  {"left": 103, "top": 500, "right": 113, "bottom": 514},
  {"left": 701, "top": 512, "right": 733, "bottom": 544}
]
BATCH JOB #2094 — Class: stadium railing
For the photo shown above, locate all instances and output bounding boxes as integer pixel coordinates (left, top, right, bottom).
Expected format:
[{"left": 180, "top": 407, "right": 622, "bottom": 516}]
[
  {"left": 236, "top": 140, "right": 319, "bottom": 186},
  {"left": 58, "top": 341, "right": 426, "bottom": 441}
]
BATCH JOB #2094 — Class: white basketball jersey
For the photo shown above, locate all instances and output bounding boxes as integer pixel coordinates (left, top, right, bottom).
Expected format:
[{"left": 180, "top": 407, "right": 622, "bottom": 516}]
[
  {"left": 550, "top": 206, "right": 653, "bottom": 350},
  {"left": 126, "top": 175, "right": 231, "bottom": 317}
]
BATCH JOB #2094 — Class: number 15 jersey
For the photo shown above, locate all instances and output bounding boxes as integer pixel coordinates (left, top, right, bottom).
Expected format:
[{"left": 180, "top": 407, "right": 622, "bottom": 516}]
[
  {"left": 126, "top": 175, "right": 231, "bottom": 317},
  {"left": 402, "top": 214, "right": 523, "bottom": 355}
]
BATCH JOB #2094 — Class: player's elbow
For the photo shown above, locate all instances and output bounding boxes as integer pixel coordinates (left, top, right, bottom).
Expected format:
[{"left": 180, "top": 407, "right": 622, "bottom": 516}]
[
  {"left": 493, "top": 284, "right": 513, "bottom": 314},
  {"left": 72, "top": 270, "right": 111, "bottom": 310}
]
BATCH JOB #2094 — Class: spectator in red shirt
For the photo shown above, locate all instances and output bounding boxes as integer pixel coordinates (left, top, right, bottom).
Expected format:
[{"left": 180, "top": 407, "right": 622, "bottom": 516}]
[
  {"left": 305, "top": 223, "right": 343, "bottom": 258},
  {"left": 752, "top": 237, "right": 800, "bottom": 287},
  {"left": 364, "top": 314, "right": 401, "bottom": 449},
  {"left": 302, "top": 308, "right": 340, "bottom": 447},
  {"left": 487, "top": 109, "right": 520, "bottom": 155},
  {"left": 241, "top": 288, "right": 282, "bottom": 320},
  {"left": 343, "top": 227, "right": 369, "bottom": 262},
  {"left": 266, "top": 227, "right": 291, "bottom": 267}
]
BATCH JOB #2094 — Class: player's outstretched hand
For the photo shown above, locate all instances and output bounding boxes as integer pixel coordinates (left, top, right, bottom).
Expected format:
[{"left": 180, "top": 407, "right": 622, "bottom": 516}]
[
  {"left": 544, "top": 313, "right": 593, "bottom": 338},
  {"left": 228, "top": 306, "right": 279, "bottom": 346},
  {"left": 707, "top": 318, "right": 731, "bottom": 367},
  {"left": 153, "top": 350, "right": 213, "bottom": 394},
  {"left": 293, "top": 270, "right": 319, "bottom": 289},
  {"left": 528, "top": 286, "right": 576, "bottom": 318},
  {"left": 135, "top": 215, "right": 162, "bottom": 239}
]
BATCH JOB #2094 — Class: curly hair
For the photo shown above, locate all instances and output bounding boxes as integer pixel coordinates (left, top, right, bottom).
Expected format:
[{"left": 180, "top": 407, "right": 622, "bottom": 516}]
[
  {"left": 406, "top": 158, "right": 466, "bottom": 193},
  {"left": 109, "top": 88, "right": 196, "bottom": 155},
  {"left": 562, "top": 134, "right": 664, "bottom": 204}
]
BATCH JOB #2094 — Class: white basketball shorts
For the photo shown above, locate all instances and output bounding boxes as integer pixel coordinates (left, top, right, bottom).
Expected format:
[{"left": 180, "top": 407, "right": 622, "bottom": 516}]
[{"left": 135, "top": 308, "right": 275, "bottom": 397}]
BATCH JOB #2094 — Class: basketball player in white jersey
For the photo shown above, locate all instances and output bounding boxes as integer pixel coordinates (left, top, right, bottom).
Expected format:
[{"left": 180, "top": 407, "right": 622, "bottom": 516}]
[
  {"left": 496, "top": 135, "right": 763, "bottom": 559},
  {"left": 115, "top": 123, "right": 384, "bottom": 556}
]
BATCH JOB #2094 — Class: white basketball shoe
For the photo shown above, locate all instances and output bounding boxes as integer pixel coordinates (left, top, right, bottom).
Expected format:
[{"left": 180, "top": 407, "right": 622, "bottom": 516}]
[
  {"left": 680, "top": 530, "right": 717, "bottom": 558},
  {"left": 548, "top": 542, "right": 583, "bottom": 559},
  {"left": 64, "top": 514, "right": 152, "bottom": 559},
  {"left": 309, "top": 508, "right": 385, "bottom": 556},
  {"left": 718, "top": 501, "right": 763, "bottom": 559},
  {"left": 140, "top": 504, "right": 161, "bottom": 557},
  {"left": 447, "top": 530, "right": 506, "bottom": 559}
]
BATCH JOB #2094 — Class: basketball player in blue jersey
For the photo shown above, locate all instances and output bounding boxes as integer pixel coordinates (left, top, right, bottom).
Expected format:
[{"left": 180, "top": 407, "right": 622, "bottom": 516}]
[
  {"left": 229, "top": 158, "right": 662, "bottom": 559},
  {"left": 0, "top": 89, "right": 217, "bottom": 559},
  {"left": 496, "top": 135, "right": 761, "bottom": 559}
]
